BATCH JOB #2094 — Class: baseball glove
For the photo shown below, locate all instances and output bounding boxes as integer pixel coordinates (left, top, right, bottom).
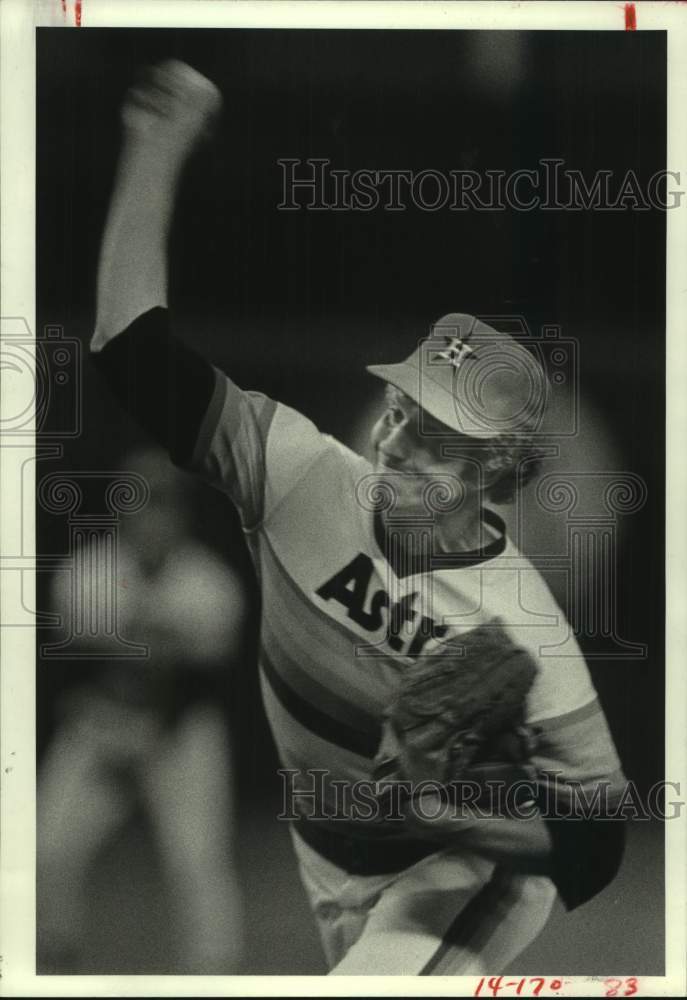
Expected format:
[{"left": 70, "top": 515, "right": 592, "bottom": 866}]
[{"left": 373, "top": 618, "right": 540, "bottom": 807}]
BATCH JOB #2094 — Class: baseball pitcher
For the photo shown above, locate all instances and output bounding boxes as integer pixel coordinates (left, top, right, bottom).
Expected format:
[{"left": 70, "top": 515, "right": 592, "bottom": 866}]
[{"left": 90, "top": 62, "right": 628, "bottom": 975}]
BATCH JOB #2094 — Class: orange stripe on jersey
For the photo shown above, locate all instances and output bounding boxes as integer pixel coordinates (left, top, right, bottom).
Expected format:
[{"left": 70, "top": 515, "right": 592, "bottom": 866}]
[
  {"left": 258, "top": 669, "right": 374, "bottom": 786},
  {"left": 260, "top": 644, "right": 381, "bottom": 759},
  {"left": 261, "top": 619, "right": 382, "bottom": 737},
  {"left": 532, "top": 698, "right": 625, "bottom": 789},
  {"left": 533, "top": 697, "right": 603, "bottom": 735}
]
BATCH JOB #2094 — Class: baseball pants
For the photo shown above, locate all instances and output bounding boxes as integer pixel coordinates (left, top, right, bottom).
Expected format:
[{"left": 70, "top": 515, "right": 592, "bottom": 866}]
[{"left": 290, "top": 827, "right": 556, "bottom": 975}]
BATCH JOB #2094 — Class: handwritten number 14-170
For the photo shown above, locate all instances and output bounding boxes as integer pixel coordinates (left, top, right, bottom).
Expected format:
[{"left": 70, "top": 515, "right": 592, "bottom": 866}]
[{"left": 474, "top": 978, "right": 562, "bottom": 996}]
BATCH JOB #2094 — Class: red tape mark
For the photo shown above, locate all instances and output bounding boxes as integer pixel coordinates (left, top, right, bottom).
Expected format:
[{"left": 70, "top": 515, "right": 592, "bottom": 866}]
[
  {"left": 55, "top": 0, "right": 81, "bottom": 24},
  {"left": 624, "top": 2, "right": 637, "bottom": 30}
]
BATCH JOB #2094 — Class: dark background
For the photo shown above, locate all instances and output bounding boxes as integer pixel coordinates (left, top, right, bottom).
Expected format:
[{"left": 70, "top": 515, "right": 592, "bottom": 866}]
[{"left": 36, "top": 28, "right": 666, "bottom": 974}]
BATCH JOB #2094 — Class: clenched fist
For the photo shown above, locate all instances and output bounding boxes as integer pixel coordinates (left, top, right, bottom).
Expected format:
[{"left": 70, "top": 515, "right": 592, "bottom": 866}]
[{"left": 121, "top": 60, "right": 222, "bottom": 160}]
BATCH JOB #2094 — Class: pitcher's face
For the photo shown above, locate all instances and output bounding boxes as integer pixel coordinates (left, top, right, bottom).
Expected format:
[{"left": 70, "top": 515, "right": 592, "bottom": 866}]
[{"left": 369, "top": 386, "right": 486, "bottom": 518}]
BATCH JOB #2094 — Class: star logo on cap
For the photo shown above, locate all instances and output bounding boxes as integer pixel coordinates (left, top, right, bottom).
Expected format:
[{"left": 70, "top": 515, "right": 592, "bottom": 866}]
[{"left": 432, "top": 335, "right": 475, "bottom": 370}]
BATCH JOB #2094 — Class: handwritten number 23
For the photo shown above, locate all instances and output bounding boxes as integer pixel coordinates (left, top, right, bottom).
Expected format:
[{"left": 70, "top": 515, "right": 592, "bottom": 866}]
[{"left": 605, "top": 979, "right": 638, "bottom": 997}]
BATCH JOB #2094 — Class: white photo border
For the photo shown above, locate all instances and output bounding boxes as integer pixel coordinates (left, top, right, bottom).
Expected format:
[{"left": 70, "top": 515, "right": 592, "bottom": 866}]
[{"left": 1, "top": 0, "right": 685, "bottom": 996}]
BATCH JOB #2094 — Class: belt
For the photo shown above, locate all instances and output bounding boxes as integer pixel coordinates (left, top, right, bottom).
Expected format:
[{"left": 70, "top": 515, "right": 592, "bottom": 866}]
[{"left": 292, "top": 820, "right": 439, "bottom": 876}]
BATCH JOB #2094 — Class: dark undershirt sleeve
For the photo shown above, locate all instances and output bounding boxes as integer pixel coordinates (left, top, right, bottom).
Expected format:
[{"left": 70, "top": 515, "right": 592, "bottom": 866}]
[
  {"left": 530, "top": 700, "right": 628, "bottom": 909},
  {"left": 541, "top": 810, "right": 627, "bottom": 911},
  {"left": 90, "top": 307, "right": 215, "bottom": 467}
]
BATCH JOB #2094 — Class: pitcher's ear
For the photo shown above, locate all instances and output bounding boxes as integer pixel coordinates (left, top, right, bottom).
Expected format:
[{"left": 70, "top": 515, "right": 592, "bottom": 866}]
[{"left": 482, "top": 448, "right": 514, "bottom": 488}]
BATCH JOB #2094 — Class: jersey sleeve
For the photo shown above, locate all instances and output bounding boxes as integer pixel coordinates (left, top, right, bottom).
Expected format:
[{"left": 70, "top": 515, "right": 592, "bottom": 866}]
[
  {"left": 531, "top": 698, "right": 626, "bottom": 797},
  {"left": 503, "top": 572, "right": 625, "bottom": 792},
  {"left": 521, "top": 636, "right": 627, "bottom": 802},
  {"left": 529, "top": 682, "right": 628, "bottom": 911},
  {"left": 186, "top": 371, "right": 346, "bottom": 530},
  {"left": 91, "top": 306, "right": 350, "bottom": 530},
  {"left": 503, "top": 604, "right": 629, "bottom": 910}
]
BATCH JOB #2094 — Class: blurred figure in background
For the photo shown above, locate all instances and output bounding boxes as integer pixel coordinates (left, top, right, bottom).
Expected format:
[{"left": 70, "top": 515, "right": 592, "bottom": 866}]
[{"left": 38, "top": 446, "right": 248, "bottom": 973}]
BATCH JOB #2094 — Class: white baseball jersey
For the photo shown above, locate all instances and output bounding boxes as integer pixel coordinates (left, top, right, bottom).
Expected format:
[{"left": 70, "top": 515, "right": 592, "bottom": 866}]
[{"left": 188, "top": 371, "right": 624, "bottom": 822}]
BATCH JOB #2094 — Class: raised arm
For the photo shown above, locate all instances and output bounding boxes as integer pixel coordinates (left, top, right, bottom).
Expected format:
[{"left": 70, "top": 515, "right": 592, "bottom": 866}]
[
  {"left": 91, "top": 60, "right": 222, "bottom": 353},
  {"left": 89, "top": 62, "right": 228, "bottom": 469}
]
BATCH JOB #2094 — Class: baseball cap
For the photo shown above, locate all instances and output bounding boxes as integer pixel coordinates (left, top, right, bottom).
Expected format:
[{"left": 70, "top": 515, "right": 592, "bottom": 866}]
[{"left": 366, "top": 313, "right": 548, "bottom": 439}]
